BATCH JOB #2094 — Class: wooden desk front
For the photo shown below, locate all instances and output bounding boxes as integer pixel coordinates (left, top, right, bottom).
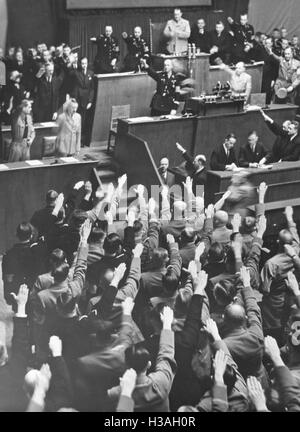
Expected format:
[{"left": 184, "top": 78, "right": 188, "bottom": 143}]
[
  {"left": 0, "top": 158, "right": 99, "bottom": 253},
  {"left": 118, "top": 104, "right": 298, "bottom": 168}
]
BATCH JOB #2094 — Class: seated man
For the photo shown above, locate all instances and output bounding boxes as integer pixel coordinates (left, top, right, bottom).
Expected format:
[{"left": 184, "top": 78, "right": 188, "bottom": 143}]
[
  {"left": 220, "top": 61, "right": 252, "bottom": 103},
  {"left": 163, "top": 8, "right": 191, "bottom": 55},
  {"left": 210, "top": 133, "right": 239, "bottom": 171},
  {"left": 239, "top": 130, "right": 269, "bottom": 168},
  {"left": 176, "top": 143, "right": 207, "bottom": 194}
]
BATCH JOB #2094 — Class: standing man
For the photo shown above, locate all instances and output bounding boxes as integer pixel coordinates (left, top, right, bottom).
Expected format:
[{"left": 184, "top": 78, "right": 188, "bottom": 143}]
[
  {"left": 210, "top": 133, "right": 239, "bottom": 171},
  {"left": 189, "top": 18, "right": 211, "bottom": 53},
  {"left": 121, "top": 27, "right": 150, "bottom": 72},
  {"left": 91, "top": 26, "right": 120, "bottom": 74},
  {"left": 163, "top": 8, "right": 191, "bottom": 55},
  {"left": 34, "top": 62, "right": 64, "bottom": 123},
  {"left": 209, "top": 21, "right": 233, "bottom": 65},
  {"left": 140, "top": 58, "right": 180, "bottom": 116},
  {"left": 260, "top": 37, "right": 280, "bottom": 104},
  {"left": 260, "top": 110, "right": 300, "bottom": 162},
  {"left": 158, "top": 158, "right": 175, "bottom": 188},
  {"left": 176, "top": 143, "right": 207, "bottom": 194},
  {"left": 70, "top": 57, "right": 95, "bottom": 148},
  {"left": 227, "top": 14, "right": 255, "bottom": 63}
]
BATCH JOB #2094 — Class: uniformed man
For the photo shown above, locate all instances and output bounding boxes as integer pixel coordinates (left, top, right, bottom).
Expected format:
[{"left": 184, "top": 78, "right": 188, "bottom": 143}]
[
  {"left": 163, "top": 8, "right": 191, "bottom": 55},
  {"left": 91, "top": 26, "right": 120, "bottom": 74},
  {"left": 290, "top": 35, "right": 300, "bottom": 60},
  {"left": 140, "top": 58, "right": 180, "bottom": 116},
  {"left": 121, "top": 26, "right": 150, "bottom": 72},
  {"left": 227, "top": 14, "right": 255, "bottom": 63}
]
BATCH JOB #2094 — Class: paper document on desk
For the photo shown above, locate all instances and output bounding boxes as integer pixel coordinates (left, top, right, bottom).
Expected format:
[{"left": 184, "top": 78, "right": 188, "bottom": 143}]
[
  {"left": 258, "top": 165, "right": 273, "bottom": 170},
  {"left": 26, "top": 160, "right": 44, "bottom": 166},
  {"left": 60, "top": 157, "right": 79, "bottom": 163},
  {"left": 0, "top": 164, "right": 9, "bottom": 170},
  {"left": 127, "top": 117, "right": 155, "bottom": 123},
  {"left": 245, "top": 105, "right": 262, "bottom": 111}
]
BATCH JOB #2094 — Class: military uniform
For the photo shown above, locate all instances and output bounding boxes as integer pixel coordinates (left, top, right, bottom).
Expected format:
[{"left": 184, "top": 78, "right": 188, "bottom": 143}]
[
  {"left": 147, "top": 67, "right": 179, "bottom": 116},
  {"left": 229, "top": 21, "right": 255, "bottom": 62},
  {"left": 122, "top": 34, "right": 150, "bottom": 72},
  {"left": 92, "top": 35, "right": 120, "bottom": 74}
]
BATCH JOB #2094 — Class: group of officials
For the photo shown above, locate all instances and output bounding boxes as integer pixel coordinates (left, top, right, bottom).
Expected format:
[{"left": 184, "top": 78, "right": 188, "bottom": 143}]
[{"left": 158, "top": 108, "right": 300, "bottom": 195}]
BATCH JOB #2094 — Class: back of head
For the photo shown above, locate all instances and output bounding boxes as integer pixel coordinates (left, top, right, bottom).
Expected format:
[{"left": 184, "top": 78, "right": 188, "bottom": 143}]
[
  {"left": 208, "top": 242, "right": 225, "bottom": 263},
  {"left": 125, "top": 343, "right": 150, "bottom": 373},
  {"left": 278, "top": 229, "right": 294, "bottom": 248},
  {"left": 52, "top": 262, "right": 70, "bottom": 283},
  {"left": 173, "top": 200, "right": 187, "bottom": 220},
  {"left": 180, "top": 227, "right": 196, "bottom": 245},
  {"left": 46, "top": 190, "right": 58, "bottom": 207},
  {"left": 49, "top": 248, "right": 66, "bottom": 270},
  {"left": 152, "top": 247, "right": 169, "bottom": 269},
  {"left": 213, "top": 278, "right": 237, "bottom": 307},
  {"left": 162, "top": 266, "right": 180, "bottom": 295},
  {"left": 224, "top": 303, "right": 246, "bottom": 329},
  {"left": 69, "top": 209, "right": 88, "bottom": 229},
  {"left": 88, "top": 227, "right": 106, "bottom": 244},
  {"left": 16, "top": 222, "right": 32, "bottom": 242},
  {"left": 214, "top": 210, "right": 229, "bottom": 228},
  {"left": 103, "top": 233, "right": 122, "bottom": 256}
]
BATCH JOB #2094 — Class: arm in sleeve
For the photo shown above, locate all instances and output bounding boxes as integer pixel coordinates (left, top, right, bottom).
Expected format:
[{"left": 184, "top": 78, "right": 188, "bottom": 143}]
[
  {"left": 273, "top": 365, "right": 300, "bottom": 412},
  {"left": 169, "top": 241, "right": 182, "bottom": 278},
  {"left": 210, "top": 151, "right": 226, "bottom": 171},
  {"left": 148, "top": 329, "right": 177, "bottom": 399},
  {"left": 69, "top": 243, "right": 88, "bottom": 298},
  {"left": 175, "top": 294, "right": 204, "bottom": 349},
  {"left": 47, "top": 356, "right": 73, "bottom": 412}
]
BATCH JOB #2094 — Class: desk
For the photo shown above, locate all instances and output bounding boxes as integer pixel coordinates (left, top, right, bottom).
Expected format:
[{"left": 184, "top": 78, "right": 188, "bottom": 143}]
[
  {"left": 1, "top": 122, "right": 57, "bottom": 161},
  {"left": 205, "top": 162, "right": 300, "bottom": 229},
  {"left": 0, "top": 157, "right": 99, "bottom": 253},
  {"left": 92, "top": 72, "right": 156, "bottom": 146},
  {"left": 117, "top": 104, "right": 298, "bottom": 169}
]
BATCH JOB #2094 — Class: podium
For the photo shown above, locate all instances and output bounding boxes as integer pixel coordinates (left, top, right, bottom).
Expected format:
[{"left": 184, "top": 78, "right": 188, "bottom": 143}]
[{"left": 152, "top": 53, "right": 210, "bottom": 95}]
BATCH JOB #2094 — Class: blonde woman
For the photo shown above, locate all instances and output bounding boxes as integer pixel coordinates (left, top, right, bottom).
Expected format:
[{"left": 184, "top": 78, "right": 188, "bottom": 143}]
[
  {"left": 8, "top": 100, "right": 35, "bottom": 162},
  {"left": 56, "top": 98, "right": 81, "bottom": 157}
]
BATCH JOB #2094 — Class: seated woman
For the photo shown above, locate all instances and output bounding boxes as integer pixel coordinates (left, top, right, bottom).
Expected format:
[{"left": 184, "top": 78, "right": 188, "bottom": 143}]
[
  {"left": 8, "top": 99, "right": 35, "bottom": 162},
  {"left": 56, "top": 98, "right": 81, "bottom": 157}
]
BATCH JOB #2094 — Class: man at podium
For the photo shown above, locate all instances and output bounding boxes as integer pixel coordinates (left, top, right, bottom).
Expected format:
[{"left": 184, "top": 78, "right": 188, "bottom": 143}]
[{"left": 163, "top": 8, "right": 191, "bottom": 55}]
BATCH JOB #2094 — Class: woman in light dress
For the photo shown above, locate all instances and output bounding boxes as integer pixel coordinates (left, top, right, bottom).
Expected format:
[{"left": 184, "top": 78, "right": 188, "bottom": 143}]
[{"left": 56, "top": 98, "right": 82, "bottom": 157}]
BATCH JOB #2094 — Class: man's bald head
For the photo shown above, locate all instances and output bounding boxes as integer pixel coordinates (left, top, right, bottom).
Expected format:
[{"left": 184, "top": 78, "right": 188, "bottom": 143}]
[
  {"left": 224, "top": 303, "right": 246, "bottom": 328},
  {"left": 214, "top": 210, "right": 229, "bottom": 228},
  {"left": 279, "top": 229, "right": 294, "bottom": 246}
]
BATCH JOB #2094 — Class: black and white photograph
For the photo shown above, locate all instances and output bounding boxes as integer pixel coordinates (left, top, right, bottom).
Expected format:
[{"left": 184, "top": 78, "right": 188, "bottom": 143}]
[{"left": 0, "top": 0, "right": 300, "bottom": 416}]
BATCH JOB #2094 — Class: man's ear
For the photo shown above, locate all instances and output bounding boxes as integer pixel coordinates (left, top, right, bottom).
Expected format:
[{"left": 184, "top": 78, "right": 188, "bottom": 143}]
[{"left": 147, "top": 361, "right": 152, "bottom": 371}]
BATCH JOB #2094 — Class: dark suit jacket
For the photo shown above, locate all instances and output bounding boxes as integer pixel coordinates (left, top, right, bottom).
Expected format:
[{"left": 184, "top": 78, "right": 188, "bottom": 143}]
[
  {"left": 34, "top": 72, "right": 64, "bottom": 122},
  {"left": 158, "top": 168, "right": 175, "bottom": 188},
  {"left": 182, "top": 152, "right": 207, "bottom": 194},
  {"left": 209, "top": 30, "right": 233, "bottom": 56},
  {"left": 266, "top": 121, "right": 300, "bottom": 162},
  {"left": 239, "top": 142, "right": 268, "bottom": 167},
  {"left": 70, "top": 69, "right": 95, "bottom": 110},
  {"left": 189, "top": 28, "right": 211, "bottom": 53},
  {"left": 210, "top": 144, "right": 238, "bottom": 171}
]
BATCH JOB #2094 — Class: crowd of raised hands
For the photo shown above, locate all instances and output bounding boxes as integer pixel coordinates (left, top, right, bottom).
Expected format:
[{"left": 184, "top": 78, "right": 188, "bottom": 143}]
[{"left": 1, "top": 172, "right": 300, "bottom": 413}]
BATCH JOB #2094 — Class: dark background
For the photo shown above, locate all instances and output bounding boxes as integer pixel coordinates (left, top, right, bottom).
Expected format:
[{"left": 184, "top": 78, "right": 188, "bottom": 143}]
[{"left": 5, "top": 0, "right": 249, "bottom": 59}]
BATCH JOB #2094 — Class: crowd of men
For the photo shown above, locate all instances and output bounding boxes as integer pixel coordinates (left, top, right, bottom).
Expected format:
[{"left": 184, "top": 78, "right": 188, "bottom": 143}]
[
  {"left": 1, "top": 8, "right": 300, "bottom": 413},
  {"left": 0, "top": 170, "right": 300, "bottom": 412},
  {"left": 2, "top": 9, "right": 300, "bottom": 131}
]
